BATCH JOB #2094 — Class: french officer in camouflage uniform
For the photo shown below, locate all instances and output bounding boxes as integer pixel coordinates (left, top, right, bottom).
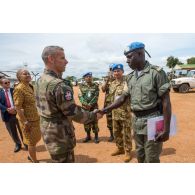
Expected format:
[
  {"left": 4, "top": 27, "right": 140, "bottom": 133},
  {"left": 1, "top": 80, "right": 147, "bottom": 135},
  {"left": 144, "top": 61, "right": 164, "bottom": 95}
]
[
  {"left": 78, "top": 72, "right": 100, "bottom": 143},
  {"left": 109, "top": 64, "right": 132, "bottom": 162},
  {"left": 35, "top": 46, "right": 100, "bottom": 163},
  {"left": 101, "top": 64, "right": 115, "bottom": 142},
  {"left": 99, "top": 42, "right": 172, "bottom": 163}
]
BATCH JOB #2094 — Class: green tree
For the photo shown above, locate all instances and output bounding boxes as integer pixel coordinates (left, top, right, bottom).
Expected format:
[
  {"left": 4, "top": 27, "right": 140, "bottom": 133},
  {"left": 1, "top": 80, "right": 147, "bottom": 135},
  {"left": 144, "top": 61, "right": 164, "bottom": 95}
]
[
  {"left": 187, "top": 57, "right": 195, "bottom": 64},
  {"left": 166, "top": 56, "right": 183, "bottom": 80},
  {"left": 166, "top": 56, "right": 181, "bottom": 69}
]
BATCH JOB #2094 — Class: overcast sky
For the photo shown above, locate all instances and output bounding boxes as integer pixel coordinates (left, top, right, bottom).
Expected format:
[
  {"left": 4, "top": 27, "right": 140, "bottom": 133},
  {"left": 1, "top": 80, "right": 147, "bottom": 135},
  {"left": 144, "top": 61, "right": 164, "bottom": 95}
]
[{"left": 1, "top": 33, "right": 195, "bottom": 79}]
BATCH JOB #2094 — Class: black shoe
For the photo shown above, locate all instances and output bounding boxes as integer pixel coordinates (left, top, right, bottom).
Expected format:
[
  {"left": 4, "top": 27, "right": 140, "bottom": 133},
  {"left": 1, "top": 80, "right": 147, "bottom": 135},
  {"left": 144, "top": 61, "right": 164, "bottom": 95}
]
[
  {"left": 14, "top": 144, "right": 21, "bottom": 153},
  {"left": 94, "top": 138, "right": 99, "bottom": 144},
  {"left": 27, "top": 156, "right": 39, "bottom": 163},
  {"left": 23, "top": 144, "right": 28, "bottom": 151},
  {"left": 94, "top": 132, "right": 99, "bottom": 144},
  {"left": 83, "top": 136, "right": 91, "bottom": 143},
  {"left": 108, "top": 136, "right": 114, "bottom": 142},
  {"left": 27, "top": 156, "right": 32, "bottom": 162}
]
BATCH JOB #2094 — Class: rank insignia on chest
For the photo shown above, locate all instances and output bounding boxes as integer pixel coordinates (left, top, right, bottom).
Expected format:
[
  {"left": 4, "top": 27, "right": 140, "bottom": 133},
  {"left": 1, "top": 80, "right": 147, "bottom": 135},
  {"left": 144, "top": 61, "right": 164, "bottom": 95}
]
[{"left": 64, "top": 90, "right": 73, "bottom": 101}]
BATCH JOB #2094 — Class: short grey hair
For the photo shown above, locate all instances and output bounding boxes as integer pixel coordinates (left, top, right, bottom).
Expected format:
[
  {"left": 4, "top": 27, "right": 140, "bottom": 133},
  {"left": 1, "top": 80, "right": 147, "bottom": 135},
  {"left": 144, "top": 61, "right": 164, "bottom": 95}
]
[{"left": 41, "top": 46, "right": 64, "bottom": 63}]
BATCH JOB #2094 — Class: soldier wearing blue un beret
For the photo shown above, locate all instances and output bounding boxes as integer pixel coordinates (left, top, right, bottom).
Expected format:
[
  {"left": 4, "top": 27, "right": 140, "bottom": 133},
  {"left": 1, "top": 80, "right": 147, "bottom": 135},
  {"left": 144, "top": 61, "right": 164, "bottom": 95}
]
[
  {"left": 101, "top": 64, "right": 116, "bottom": 142},
  {"left": 78, "top": 72, "right": 100, "bottom": 143},
  {"left": 82, "top": 72, "right": 92, "bottom": 78},
  {"left": 112, "top": 64, "right": 124, "bottom": 72},
  {"left": 100, "top": 42, "right": 172, "bottom": 163}
]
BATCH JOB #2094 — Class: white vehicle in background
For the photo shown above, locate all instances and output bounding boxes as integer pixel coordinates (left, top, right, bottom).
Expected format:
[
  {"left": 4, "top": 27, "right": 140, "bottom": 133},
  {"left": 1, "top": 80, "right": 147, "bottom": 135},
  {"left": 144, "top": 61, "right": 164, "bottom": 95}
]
[{"left": 171, "top": 70, "right": 195, "bottom": 93}]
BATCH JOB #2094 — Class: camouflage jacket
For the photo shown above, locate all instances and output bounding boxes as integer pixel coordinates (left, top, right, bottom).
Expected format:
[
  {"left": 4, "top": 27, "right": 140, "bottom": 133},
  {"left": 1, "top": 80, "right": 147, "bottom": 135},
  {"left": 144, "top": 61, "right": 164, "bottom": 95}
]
[
  {"left": 35, "top": 69, "right": 97, "bottom": 154},
  {"left": 109, "top": 76, "right": 131, "bottom": 120},
  {"left": 78, "top": 82, "right": 99, "bottom": 110},
  {"left": 101, "top": 75, "right": 115, "bottom": 105}
]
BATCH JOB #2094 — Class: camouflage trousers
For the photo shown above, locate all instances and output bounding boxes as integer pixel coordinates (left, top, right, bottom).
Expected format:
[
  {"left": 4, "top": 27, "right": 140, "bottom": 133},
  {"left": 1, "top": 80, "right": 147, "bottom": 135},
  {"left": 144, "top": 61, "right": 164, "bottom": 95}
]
[
  {"left": 113, "top": 119, "right": 132, "bottom": 154},
  {"left": 84, "top": 122, "right": 99, "bottom": 133},
  {"left": 104, "top": 101, "right": 113, "bottom": 130},
  {"left": 50, "top": 150, "right": 75, "bottom": 163},
  {"left": 106, "top": 112, "right": 113, "bottom": 130}
]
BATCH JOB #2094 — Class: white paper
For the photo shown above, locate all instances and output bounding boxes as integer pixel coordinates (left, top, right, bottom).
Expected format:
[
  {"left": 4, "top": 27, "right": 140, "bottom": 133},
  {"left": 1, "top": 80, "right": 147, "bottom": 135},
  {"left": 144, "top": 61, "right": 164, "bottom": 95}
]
[{"left": 147, "top": 114, "right": 177, "bottom": 141}]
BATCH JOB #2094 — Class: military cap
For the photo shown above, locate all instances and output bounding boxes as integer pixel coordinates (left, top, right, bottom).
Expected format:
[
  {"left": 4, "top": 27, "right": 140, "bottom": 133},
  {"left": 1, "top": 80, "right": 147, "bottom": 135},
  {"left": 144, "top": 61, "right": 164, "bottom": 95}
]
[
  {"left": 83, "top": 72, "right": 92, "bottom": 78},
  {"left": 124, "top": 41, "right": 151, "bottom": 57},
  {"left": 112, "top": 64, "right": 124, "bottom": 71}
]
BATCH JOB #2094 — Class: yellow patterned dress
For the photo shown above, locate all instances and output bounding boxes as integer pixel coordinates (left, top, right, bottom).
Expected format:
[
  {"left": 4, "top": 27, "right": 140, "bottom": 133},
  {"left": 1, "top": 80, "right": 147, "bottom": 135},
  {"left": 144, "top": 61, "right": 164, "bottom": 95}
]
[{"left": 13, "top": 83, "right": 41, "bottom": 146}]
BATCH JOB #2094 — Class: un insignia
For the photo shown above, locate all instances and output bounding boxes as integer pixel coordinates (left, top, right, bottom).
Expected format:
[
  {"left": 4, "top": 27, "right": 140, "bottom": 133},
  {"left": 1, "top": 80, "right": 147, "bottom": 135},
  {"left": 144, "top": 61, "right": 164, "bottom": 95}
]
[{"left": 64, "top": 90, "right": 73, "bottom": 101}]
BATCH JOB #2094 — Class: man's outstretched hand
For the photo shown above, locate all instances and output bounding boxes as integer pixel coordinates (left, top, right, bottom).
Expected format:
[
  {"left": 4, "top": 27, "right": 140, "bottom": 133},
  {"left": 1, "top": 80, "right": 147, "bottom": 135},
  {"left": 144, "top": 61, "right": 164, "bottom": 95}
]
[{"left": 93, "top": 109, "right": 105, "bottom": 120}]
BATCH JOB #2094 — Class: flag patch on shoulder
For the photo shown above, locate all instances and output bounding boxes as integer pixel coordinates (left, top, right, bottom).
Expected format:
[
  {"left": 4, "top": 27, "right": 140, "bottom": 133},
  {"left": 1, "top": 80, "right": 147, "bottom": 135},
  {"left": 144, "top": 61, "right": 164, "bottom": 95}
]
[{"left": 64, "top": 90, "right": 73, "bottom": 101}]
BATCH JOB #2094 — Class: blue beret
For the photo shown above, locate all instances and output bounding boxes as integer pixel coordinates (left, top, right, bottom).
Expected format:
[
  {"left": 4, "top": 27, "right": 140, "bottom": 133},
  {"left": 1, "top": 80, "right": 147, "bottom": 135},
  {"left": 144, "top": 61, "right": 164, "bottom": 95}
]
[
  {"left": 109, "top": 63, "right": 116, "bottom": 69},
  {"left": 112, "top": 64, "right": 124, "bottom": 71},
  {"left": 124, "top": 41, "right": 151, "bottom": 57},
  {"left": 124, "top": 42, "right": 145, "bottom": 55},
  {"left": 83, "top": 72, "right": 92, "bottom": 78}
]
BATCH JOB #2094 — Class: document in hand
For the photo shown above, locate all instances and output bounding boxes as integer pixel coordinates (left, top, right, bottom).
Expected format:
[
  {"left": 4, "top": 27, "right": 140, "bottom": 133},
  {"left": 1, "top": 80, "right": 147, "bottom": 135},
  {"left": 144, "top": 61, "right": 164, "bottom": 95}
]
[{"left": 147, "top": 115, "right": 177, "bottom": 141}]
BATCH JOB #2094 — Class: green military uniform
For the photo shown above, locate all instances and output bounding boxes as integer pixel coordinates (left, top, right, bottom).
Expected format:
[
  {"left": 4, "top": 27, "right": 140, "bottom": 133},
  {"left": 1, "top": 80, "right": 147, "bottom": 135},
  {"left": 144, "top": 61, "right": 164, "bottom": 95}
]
[
  {"left": 110, "top": 76, "right": 132, "bottom": 156},
  {"left": 35, "top": 69, "right": 97, "bottom": 163},
  {"left": 123, "top": 61, "right": 170, "bottom": 163},
  {"left": 78, "top": 82, "right": 99, "bottom": 134}
]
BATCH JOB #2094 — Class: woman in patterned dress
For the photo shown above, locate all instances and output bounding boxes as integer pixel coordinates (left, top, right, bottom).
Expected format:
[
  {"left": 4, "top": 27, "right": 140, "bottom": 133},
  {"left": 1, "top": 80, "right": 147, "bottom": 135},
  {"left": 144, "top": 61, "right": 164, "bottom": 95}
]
[{"left": 14, "top": 69, "right": 41, "bottom": 163}]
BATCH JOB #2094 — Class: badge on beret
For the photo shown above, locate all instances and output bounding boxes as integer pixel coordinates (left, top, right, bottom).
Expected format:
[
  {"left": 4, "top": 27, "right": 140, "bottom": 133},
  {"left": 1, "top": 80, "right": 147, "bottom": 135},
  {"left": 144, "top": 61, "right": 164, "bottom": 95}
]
[{"left": 64, "top": 90, "right": 73, "bottom": 101}]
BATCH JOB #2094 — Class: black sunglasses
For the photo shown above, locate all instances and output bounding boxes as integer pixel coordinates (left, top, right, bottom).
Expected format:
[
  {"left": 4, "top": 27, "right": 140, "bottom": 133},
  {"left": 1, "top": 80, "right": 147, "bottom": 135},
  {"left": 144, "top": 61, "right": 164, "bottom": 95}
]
[{"left": 4, "top": 82, "right": 10, "bottom": 84}]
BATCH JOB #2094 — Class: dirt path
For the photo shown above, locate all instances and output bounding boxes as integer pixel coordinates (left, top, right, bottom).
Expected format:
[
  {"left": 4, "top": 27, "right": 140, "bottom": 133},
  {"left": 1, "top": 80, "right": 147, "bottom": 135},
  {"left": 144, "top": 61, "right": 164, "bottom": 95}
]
[{"left": 0, "top": 87, "right": 195, "bottom": 163}]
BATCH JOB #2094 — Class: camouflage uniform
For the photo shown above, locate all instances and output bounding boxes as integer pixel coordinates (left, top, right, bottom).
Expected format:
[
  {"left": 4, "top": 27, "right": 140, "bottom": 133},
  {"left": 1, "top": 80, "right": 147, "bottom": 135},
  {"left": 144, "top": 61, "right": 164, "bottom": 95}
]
[
  {"left": 78, "top": 82, "right": 99, "bottom": 134},
  {"left": 110, "top": 76, "right": 132, "bottom": 155},
  {"left": 101, "top": 75, "right": 115, "bottom": 141},
  {"left": 35, "top": 69, "right": 97, "bottom": 163},
  {"left": 123, "top": 61, "right": 170, "bottom": 163}
]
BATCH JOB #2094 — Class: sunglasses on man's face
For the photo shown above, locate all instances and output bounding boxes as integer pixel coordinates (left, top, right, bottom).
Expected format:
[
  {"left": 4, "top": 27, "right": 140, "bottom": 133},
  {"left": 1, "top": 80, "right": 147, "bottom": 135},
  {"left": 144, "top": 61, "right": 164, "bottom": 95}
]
[{"left": 4, "top": 82, "right": 10, "bottom": 84}]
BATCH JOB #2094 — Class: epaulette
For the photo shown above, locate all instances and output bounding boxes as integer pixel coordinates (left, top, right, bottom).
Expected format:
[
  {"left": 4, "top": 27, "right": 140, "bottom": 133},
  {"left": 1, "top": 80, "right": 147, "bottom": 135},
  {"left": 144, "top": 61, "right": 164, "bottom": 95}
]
[{"left": 151, "top": 65, "right": 162, "bottom": 72}]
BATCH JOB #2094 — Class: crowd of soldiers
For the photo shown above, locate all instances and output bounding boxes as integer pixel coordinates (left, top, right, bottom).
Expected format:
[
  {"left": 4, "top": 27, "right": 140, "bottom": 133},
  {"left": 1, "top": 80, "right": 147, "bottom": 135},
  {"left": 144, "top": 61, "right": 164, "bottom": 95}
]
[{"left": 0, "top": 41, "right": 171, "bottom": 163}]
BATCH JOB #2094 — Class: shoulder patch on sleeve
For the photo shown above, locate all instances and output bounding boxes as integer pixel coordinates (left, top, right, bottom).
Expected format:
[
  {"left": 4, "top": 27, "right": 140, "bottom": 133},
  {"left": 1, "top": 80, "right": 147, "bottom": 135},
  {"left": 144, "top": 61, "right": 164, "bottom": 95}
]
[{"left": 64, "top": 90, "right": 73, "bottom": 101}]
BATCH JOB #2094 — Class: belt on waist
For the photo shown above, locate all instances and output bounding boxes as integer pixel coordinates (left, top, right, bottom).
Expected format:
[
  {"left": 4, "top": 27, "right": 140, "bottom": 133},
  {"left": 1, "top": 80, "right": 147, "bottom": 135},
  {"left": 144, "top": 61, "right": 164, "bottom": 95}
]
[
  {"left": 133, "top": 106, "right": 159, "bottom": 117},
  {"left": 40, "top": 115, "right": 65, "bottom": 122}
]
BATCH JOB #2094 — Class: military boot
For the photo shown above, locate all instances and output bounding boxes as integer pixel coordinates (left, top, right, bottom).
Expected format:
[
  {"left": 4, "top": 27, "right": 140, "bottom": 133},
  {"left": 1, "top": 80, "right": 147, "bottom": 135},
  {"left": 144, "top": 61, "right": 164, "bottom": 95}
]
[
  {"left": 111, "top": 148, "right": 125, "bottom": 156},
  {"left": 108, "top": 128, "right": 114, "bottom": 142},
  {"left": 94, "top": 132, "right": 99, "bottom": 144},
  {"left": 83, "top": 132, "right": 91, "bottom": 143},
  {"left": 124, "top": 152, "right": 132, "bottom": 163}
]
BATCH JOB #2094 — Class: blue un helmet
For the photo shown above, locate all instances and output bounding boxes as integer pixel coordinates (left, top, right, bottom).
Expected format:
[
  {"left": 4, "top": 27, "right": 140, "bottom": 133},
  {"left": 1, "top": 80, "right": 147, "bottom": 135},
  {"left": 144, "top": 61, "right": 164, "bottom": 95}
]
[
  {"left": 124, "top": 42, "right": 151, "bottom": 58},
  {"left": 112, "top": 63, "right": 124, "bottom": 72}
]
